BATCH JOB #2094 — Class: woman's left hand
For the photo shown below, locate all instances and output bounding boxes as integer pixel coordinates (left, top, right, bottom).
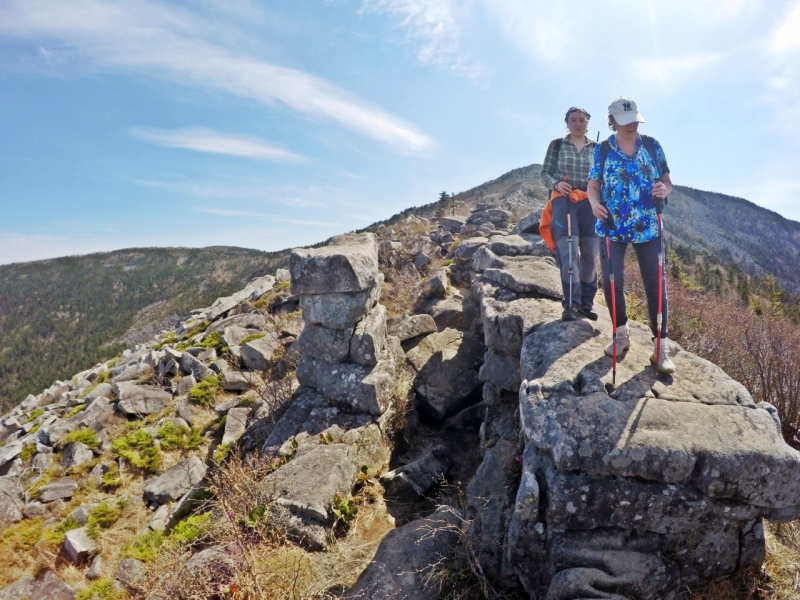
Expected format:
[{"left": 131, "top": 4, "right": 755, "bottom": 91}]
[{"left": 652, "top": 182, "right": 668, "bottom": 199}]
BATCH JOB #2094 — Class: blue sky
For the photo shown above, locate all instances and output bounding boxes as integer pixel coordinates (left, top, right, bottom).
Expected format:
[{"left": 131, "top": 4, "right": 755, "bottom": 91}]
[{"left": 1, "top": 0, "right": 800, "bottom": 265}]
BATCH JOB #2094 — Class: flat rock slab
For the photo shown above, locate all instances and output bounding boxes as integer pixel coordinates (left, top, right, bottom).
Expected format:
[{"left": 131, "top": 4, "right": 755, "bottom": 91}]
[
  {"left": 521, "top": 314, "right": 755, "bottom": 407},
  {"left": 291, "top": 233, "right": 379, "bottom": 294},
  {"left": 220, "top": 371, "right": 253, "bottom": 392},
  {"left": 60, "top": 442, "right": 94, "bottom": 469},
  {"left": 37, "top": 478, "right": 78, "bottom": 503},
  {"left": 519, "top": 380, "right": 800, "bottom": 509},
  {"left": 0, "top": 570, "right": 75, "bottom": 600},
  {"left": 143, "top": 456, "right": 206, "bottom": 505},
  {"left": 221, "top": 407, "right": 251, "bottom": 446},
  {"left": 206, "top": 312, "right": 266, "bottom": 334},
  {"left": 179, "top": 352, "right": 214, "bottom": 381},
  {"left": 381, "top": 445, "right": 451, "bottom": 499},
  {"left": 64, "top": 527, "right": 99, "bottom": 564},
  {"left": 483, "top": 256, "right": 562, "bottom": 298},
  {"left": 486, "top": 234, "right": 541, "bottom": 257},
  {"left": 344, "top": 506, "right": 461, "bottom": 600},
  {"left": 115, "top": 383, "right": 173, "bottom": 415},
  {"left": 405, "top": 328, "right": 484, "bottom": 421},
  {"left": 269, "top": 444, "right": 360, "bottom": 523},
  {"left": 388, "top": 314, "right": 437, "bottom": 341},
  {"left": 299, "top": 275, "right": 383, "bottom": 329}
]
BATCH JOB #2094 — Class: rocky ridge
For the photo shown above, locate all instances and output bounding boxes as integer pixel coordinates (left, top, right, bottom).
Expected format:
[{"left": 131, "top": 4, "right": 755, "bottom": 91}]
[{"left": 0, "top": 205, "right": 798, "bottom": 599}]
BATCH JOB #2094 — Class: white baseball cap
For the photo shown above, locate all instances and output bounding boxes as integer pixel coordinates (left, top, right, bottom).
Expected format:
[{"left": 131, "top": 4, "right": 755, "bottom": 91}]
[{"left": 608, "top": 96, "right": 645, "bottom": 126}]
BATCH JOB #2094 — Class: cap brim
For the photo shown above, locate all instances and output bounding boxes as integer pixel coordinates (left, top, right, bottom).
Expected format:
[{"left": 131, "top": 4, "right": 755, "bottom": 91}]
[{"left": 614, "top": 112, "right": 645, "bottom": 126}]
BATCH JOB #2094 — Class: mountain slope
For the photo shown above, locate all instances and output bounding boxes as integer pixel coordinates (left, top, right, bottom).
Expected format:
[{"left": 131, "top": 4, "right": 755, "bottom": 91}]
[{"left": 0, "top": 246, "right": 286, "bottom": 412}]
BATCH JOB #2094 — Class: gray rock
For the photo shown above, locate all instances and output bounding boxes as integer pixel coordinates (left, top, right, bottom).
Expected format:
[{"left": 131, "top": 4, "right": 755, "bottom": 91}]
[
  {"left": 112, "top": 362, "right": 153, "bottom": 383},
  {"left": 221, "top": 325, "right": 259, "bottom": 347},
  {"left": 471, "top": 246, "right": 506, "bottom": 272},
  {"left": 290, "top": 233, "right": 379, "bottom": 295},
  {"left": 206, "top": 312, "right": 266, "bottom": 334},
  {"left": 145, "top": 503, "right": 171, "bottom": 532},
  {"left": 83, "top": 383, "right": 113, "bottom": 402},
  {"left": 176, "top": 374, "right": 196, "bottom": 396},
  {"left": 0, "top": 441, "right": 23, "bottom": 469},
  {"left": 179, "top": 352, "right": 215, "bottom": 381},
  {"left": 405, "top": 329, "right": 484, "bottom": 421},
  {"left": 483, "top": 256, "right": 562, "bottom": 298},
  {"left": 479, "top": 351, "right": 521, "bottom": 392},
  {"left": 299, "top": 275, "right": 383, "bottom": 329},
  {"left": 387, "top": 314, "right": 437, "bottom": 342},
  {"left": 481, "top": 296, "right": 562, "bottom": 359},
  {"left": 64, "top": 527, "right": 99, "bottom": 564},
  {"left": 71, "top": 396, "right": 111, "bottom": 428},
  {"left": 412, "top": 268, "right": 450, "bottom": 302},
  {"left": 88, "top": 463, "right": 109, "bottom": 486},
  {"left": 486, "top": 234, "right": 539, "bottom": 257},
  {"left": 0, "top": 458, "right": 23, "bottom": 478},
  {"left": 261, "top": 387, "right": 328, "bottom": 454},
  {"left": 143, "top": 456, "right": 207, "bottom": 505},
  {"left": 60, "top": 442, "right": 95, "bottom": 469},
  {"left": 0, "top": 570, "right": 75, "bottom": 600},
  {"left": 115, "top": 558, "right": 147, "bottom": 590},
  {"left": 349, "top": 304, "right": 388, "bottom": 366},
  {"left": 23, "top": 501, "right": 48, "bottom": 519},
  {"left": 220, "top": 371, "right": 253, "bottom": 392},
  {"left": 437, "top": 215, "right": 468, "bottom": 232},
  {"left": 209, "top": 359, "right": 229, "bottom": 374},
  {"left": 296, "top": 336, "right": 404, "bottom": 415},
  {"left": 0, "top": 476, "right": 23, "bottom": 528},
  {"left": 221, "top": 407, "right": 251, "bottom": 446},
  {"left": 381, "top": 445, "right": 451, "bottom": 500},
  {"left": 115, "top": 383, "right": 173, "bottom": 416},
  {"left": 453, "top": 238, "right": 486, "bottom": 259},
  {"left": 515, "top": 209, "right": 543, "bottom": 234},
  {"left": 86, "top": 555, "right": 103, "bottom": 580},
  {"left": 184, "top": 546, "right": 235, "bottom": 581},
  {"left": 297, "top": 323, "right": 354, "bottom": 363},
  {"left": 423, "top": 294, "right": 475, "bottom": 331},
  {"left": 413, "top": 253, "right": 431, "bottom": 270},
  {"left": 241, "top": 335, "right": 282, "bottom": 371},
  {"left": 344, "top": 506, "right": 462, "bottom": 600},
  {"left": 275, "top": 267, "right": 291, "bottom": 283},
  {"left": 37, "top": 478, "right": 78, "bottom": 503}
]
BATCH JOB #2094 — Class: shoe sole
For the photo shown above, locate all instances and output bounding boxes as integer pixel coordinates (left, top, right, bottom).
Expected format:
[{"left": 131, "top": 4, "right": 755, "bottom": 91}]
[
  {"left": 604, "top": 341, "right": 630, "bottom": 357},
  {"left": 650, "top": 355, "right": 676, "bottom": 374}
]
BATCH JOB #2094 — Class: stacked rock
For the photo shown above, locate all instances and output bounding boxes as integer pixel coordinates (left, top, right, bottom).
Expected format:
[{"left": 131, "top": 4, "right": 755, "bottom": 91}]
[{"left": 291, "top": 233, "right": 405, "bottom": 416}]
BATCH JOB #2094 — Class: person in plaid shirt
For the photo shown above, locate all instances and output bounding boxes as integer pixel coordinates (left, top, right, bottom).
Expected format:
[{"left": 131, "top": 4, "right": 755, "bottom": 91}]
[{"left": 540, "top": 107, "right": 600, "bottom": 321}]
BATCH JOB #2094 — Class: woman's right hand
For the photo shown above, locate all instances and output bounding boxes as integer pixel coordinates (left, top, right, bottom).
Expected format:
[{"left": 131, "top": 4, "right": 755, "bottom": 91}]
[
  {"left": 591, "top": 201, "right": 608, "bottom": 220},
  {"left": 555, "top": 181, "right": 572, "bottom": 195}
]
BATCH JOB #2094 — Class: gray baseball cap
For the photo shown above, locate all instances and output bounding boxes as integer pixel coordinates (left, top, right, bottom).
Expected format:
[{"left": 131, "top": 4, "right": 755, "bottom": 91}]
[{"left": 608, "top": 96, "right": 645, "bottom": 126}]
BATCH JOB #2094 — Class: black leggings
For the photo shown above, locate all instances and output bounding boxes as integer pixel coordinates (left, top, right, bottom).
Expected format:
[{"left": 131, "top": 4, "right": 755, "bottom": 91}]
[{"left": 599, "top": 235, "right": 668, "bottom": 338}]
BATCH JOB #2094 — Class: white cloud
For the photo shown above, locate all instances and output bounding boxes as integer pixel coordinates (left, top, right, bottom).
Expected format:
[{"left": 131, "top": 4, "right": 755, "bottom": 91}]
[
  {"left": 197, "top": 207, "right": 343, "bottom": 227},
  {"left": 361, "top": 0, "right": 483, "bottom": 78},
  {"left": 631, "top": 52, "right": 722, "bottom": 86},
  {"left": 0, "top": 0, "right": 431, "bottom": 152},
  {"left": 131, "top": 128, "right": 306, "bottom": 162},
  {"left": 774, "top": 1, "right": 800, "bottom": 52},
  {"left": 131, "top": 178, "right": 331, "bottom": 207}
]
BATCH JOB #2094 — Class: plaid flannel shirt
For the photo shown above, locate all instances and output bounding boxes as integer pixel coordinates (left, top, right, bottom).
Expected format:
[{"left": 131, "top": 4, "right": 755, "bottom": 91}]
[{"left": 540, "top": 135, "right": 596, "bottom": 192}]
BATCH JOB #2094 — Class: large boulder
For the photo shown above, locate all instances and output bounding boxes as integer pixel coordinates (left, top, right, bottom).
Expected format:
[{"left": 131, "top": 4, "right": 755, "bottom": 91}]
[
  {"left": 206, "top": 312, "right": 266, "bottom": 334},
  {"left": 381, "top": 445, "right": 451, "bottom": 500},
  {"left": 143, "top": 457, "right": 207, "bottom": 505},
  {"left": 387, "top": 314, "right": 437, "bottom": 342},
  {"left": 37, "top": 479, "right": 78, "bottom": 503},
  {"left": 63, "top": 527, "right": 99, "bottom": 564},
  {"left": 221, "top": 407, "right": 251, "bottom": 446},
  {"left": 483, "top": 256, "right": 562, "bottom": 298},
  {"left": 299, "top": 273, "right": 383, "bottom": 329},
  {"left": 60, "top": 442, "right": 94, "bottom": 469},
  {"left": 290, "top": 233, "right": 379, "bottom": 295},
  {"left": 0, "top": 570, "right": 75, "bottom": 600},
  {"left": 405, "top": 328, "right": 484, "bottom": 421},
  {"left": 241, "top": 335, "right": 282, "bottom": 371},
  {"left": 0, "top": 476, "right": 23, "bottom": 528},
  {"left": 115, "top": 383, "right": 173, "bottom": 416},
  {"left": 344, "top": 506, "right": 462, "bottom": 599}
]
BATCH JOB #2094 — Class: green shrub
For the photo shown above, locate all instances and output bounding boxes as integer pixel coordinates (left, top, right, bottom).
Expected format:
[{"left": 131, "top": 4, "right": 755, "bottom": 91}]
[
  {"left": 156, "top": 422, "right": 202, "bottom": 451},
  {"left": 101, "top": 463, "right": 122, "bottom": 490},
  {"left": 19, "top": 443, "right": 36, "bottom": 463},
  {"left": 212, "top": 443, "right": 230, "bottom": 463},
  {"left": 63, "top": 427, "right": 99, "bottom": 448},
  {"left": 75, "top": 578, "right": 128, "bottom": 600},
  {"left": 0, "top": 517, "right": 45, "bottom": 553},
  {"left": 123, "top": 529, "right": 164, "bottom": 562},
  {"left": 25, "top": 408, "right": 44, "bottom": 422},
  {"left": 193, "top": 331, "right": 224, "bottom": 350},
  {"left": 170, "top": 512, "right": 212, "bottom": 546},
  {"left": 44, "top": 515, "right": 80, "bottom": 544},
  {"left": 85, "top": 500, "right": 125, "bottom": 539},
  {"left": 67, "top": 404, "right": 87, "bottom": 418},
  {"left": 188, "top": 375, "right": 220, "bottom": 406},
  {"left": 79, "top": 383, "right": 99, "bottom": 400},
  {"left": 182, "top": 320, "right": 209, "bottom": 340},
  {"left": 153, "top": 332, "right": 178, "bottom": 350},
  {"left": 112, "top": 430, "right": 161, "bottom": 472}
]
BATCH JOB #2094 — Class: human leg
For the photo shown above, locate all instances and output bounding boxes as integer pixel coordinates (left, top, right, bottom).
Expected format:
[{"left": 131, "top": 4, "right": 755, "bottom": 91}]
[
  {"left": 600, "top": 239, "right": 630, "bottom": 356},
  {"left": 576, "top": 199, "right": 600, "bottom": 318},
  {"left": 633, "top": 236, "right": 675, "bottom": 373},
  {"left": 551, "top": 196, "right": 580, "bottom": 320}
]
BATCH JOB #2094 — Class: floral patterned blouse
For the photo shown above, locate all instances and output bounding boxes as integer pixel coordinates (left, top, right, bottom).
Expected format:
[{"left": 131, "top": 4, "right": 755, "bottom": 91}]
[{"left": 588, "top": 134, "right": 670, "bottom": 243}]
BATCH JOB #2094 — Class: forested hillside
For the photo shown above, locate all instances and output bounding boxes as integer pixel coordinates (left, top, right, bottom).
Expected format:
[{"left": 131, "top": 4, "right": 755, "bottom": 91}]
[{"left": 0, "top": 247, "right": 286, "bottom": 412}]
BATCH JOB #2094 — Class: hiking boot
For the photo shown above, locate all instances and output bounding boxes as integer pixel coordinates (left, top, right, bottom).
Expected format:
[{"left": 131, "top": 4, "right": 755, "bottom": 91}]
[
  {"left": 651, "top": 338, "right": 676, "bottom": 374},
  {"left": 578, "top": 305, "right": 599, "bottom": 321},
  {"left": 604, "top": 324, "right": 630, "bottom": 357},
  {"left": 562, "top": 306, "right": 578, "bottom": 321}
]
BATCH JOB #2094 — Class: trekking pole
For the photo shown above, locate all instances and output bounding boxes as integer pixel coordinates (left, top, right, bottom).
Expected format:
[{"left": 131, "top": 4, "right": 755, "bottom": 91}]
[
  {"left": 655, "top": 196, "right": 665, "bottom": 372},
  {"left": 567, "top": 211, "right": 574, "bottom": 312},
  {"left": 602, "top": 204, "right": 617, "bottom": 389}
]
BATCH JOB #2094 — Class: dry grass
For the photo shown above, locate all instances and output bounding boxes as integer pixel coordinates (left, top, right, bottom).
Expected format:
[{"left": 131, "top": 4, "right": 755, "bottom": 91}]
[{"left": 687, "top": 521, "right": 800, "bottom": 599}]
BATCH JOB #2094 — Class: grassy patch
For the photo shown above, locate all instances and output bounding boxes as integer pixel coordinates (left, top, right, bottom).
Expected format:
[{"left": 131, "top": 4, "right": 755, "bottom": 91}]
[
  {"left": 19, "top": 442, "right": 36, "bottom": 463},
  {"left": 170, "top": 512, "right": 212, "bottom": 546},
  {"left": 25, "top": 408, "right": 44, "bottom": 422},
  {"left": 182, "top": 320, "right": 209, "bottom": 340},
  {"left": 75, "top": 578, "right": 128, "bottom": 600},
  {"left": 27, "top": 467, "right": 55, "bottom": 496},
  {"left": 239, "top": 333, "right": 266, "bottom": 346},
  {"left": 153, "top": 332, "right": 178, "bottom": 351},
  {"left": 63, "top": 427, "right": 99, "bottom": 448},
  {"left": 112, "top": 430, "right": 161, "bottom": 472},
  {"left": 101, "top": 462, "right": 122, "bottom": 490},
  {"left": 67, "top": 404, "right": 87, "bottom": 418},
  {"left": 212, "top": 443, "right": 230, "bottom": 463},
  {"left": 0, "top": 518, "right": 45, "bottom": 587},
  {"left": 156, "top": 422, "right": 203, "bottom": 451},
  {"left": 188, "top": 375, "right": 220, "bottom": 406},
  {"left": 123, "top": 529, "right": 165, "bottom": 563},
  {"left": 79, "top": 382, "right": 100, "bottom": 399},
  {"left": 85, "top": 499, "right": 126, "bottom": 539},
  {"left": 192, "top": 331, "right": 224, "bottom": 350}
]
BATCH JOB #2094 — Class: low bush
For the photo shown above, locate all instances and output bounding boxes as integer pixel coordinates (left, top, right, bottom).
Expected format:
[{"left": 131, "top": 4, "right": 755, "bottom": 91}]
[
  {"left": 75, "top": 578, "right": 127, "bottom": 600},
  {"left": 25, "top": 408, "right": 44, "bottom": 422},
  {"left": 124, "top": 529, "right": 165, "bottom": 562},
  {"left": 156, "top": 422, "right": 202, "bottom": 451},
  {"left": 188, "top": 376, "right": 220, "bottom": 406},
  {"left": 19, "top": 443, "right": 36, "bottom": 463},
  {"left": 44, "top": 515, "right": 80, "bottom": 544},
  {"left": 85, "top": 500, "right": 126, "bottom": 539},
  {"left": 112, "top": 430, "right": 161, "bottom": 472},
  {"left": 63, "top": 427, "right": 99, "bottom": 448}
]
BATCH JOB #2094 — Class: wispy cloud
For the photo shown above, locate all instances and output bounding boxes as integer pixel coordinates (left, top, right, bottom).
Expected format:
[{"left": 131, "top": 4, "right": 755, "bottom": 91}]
[
  {"left": 361, "top": 0, "right": 483, "bottom": 79},
  {"left": 132, "top": 178, "right": 330, "bottom": 207},
  {"left": 774, "top": 1, "right": 800, "bottom": 53},
  {"left": 0, "top": 0, "right": 431, "bottom": 152},
  {"left": 631, "top": 52, "right": 722, "bottom": 86},
  {"left": 131, "top": 127, "right": 306, "bottom": 162},
  {"left": 197, "top": 207, "right": 343, "bottom": 227}
]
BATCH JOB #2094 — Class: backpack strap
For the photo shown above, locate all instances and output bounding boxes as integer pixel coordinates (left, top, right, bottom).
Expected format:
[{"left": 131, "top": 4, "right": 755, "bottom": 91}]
[
  {"left": 640, "top": 134, "right": 661, "bottom": 179},
  {"left": 599, "top": 140, "right": 610, "bottom": 185}
]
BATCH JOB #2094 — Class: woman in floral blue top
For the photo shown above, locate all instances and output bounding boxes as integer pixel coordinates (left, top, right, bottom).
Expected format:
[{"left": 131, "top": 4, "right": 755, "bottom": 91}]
[{"left": 588, "top": 97, "right": 676, "bottom": 374}]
